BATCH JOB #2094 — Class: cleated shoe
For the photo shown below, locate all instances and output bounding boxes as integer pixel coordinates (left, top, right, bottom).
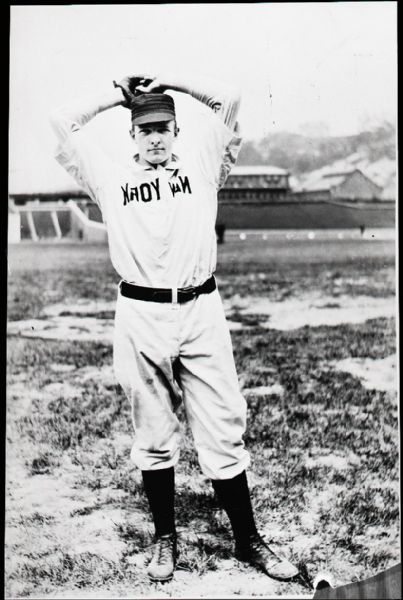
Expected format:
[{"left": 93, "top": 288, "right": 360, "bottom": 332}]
[
  {"left": 146, "top": 532, "right": 178, "bottom": 583},
  {"left": 235, "top": 533, "right": 299, "bottom": 581}
]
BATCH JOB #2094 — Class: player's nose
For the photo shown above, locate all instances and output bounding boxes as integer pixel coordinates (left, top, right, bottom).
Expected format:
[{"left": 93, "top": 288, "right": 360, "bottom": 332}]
[{"left": 149, "top": 132, "right": 162, "bottom": 145}]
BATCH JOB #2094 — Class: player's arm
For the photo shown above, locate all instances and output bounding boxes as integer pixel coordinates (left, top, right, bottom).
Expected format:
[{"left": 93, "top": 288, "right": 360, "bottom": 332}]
[
  {"left": 49, "top": 89, "right": 124, "bottom": 205},
  {"left": 136, "top": 73, "right": 241, "bottom": 131},
  {"left": 49, "top": 87, "right": 131, "bottom": 206},
  {"left": 50, "top": 73, "right": 150, "bottom": 138},
  {"left": 49, "top": 88, "right": 125, "bottom": 141}
]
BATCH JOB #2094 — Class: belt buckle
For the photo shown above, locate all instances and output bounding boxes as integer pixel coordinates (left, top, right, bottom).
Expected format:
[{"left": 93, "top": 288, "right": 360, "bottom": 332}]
[{"left": 180, "top": 285, "right": 197, "bottom": 300}]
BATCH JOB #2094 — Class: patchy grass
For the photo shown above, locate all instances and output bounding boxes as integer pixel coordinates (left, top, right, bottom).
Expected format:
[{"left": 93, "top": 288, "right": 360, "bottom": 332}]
[
  {"left": 10, "top": 550, "right": 132, "bottom": 592},
  {"left": 17, "top": 383, "right": 130, "bottom": 454},
  {"left": 6, "top": 239, "right": 398, "bottom": 598}
]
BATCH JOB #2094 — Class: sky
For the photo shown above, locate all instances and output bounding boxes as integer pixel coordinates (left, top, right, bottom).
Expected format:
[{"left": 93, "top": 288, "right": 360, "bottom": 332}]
[{"left": 9, "top": 2, "right": 397, "bottom": 193}]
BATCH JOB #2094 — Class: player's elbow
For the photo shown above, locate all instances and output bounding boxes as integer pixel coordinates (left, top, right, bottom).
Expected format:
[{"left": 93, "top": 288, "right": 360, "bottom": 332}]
[
  {"left": 224, "top": 84, "right": 241, "bottom": 108},
  {"left": 222, "top": 86, "right": 241, "bottom": 120},
  {"left": 49, "top": 106, "right": 74, "bottom": 139},
  {"left": 49, "top": 107, "right": 64, "bottom": 133}
]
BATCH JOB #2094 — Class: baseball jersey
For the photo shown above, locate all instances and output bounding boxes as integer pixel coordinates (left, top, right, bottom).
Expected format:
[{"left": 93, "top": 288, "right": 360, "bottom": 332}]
[{"left": 51, "top": 91, "right": 242, "bottom": 288}]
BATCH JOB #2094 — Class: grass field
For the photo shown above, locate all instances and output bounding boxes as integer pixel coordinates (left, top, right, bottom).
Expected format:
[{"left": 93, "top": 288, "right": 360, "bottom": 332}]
[{"left": 6, "top": 237, "right": 399, "bottom": 598}]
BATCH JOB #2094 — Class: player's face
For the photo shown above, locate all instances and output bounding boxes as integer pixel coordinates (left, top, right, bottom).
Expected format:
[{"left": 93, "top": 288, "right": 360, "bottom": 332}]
[{"left": 134, "top": 120, "right": 176, "bottom": 165}]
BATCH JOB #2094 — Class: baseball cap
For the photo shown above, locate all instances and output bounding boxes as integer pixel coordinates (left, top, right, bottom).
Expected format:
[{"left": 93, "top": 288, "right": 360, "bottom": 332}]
[{"left": 131, "top": 93, "right": 176, "bottom": 125}]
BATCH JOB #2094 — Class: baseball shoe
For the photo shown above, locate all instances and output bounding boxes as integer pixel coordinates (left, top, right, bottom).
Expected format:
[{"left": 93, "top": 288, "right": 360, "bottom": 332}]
[
  {"left": 235, "top": 533, "right": 299, "bottom": 581},
  {"left": 146, "top": 532, "right": 178, "bottom": 583}
]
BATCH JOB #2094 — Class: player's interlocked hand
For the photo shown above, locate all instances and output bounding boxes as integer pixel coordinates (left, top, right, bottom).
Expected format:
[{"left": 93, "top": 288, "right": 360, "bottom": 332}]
[
  {"left": 134, "top": 76, "right": 168, "bottom": 95},
  {"left": 113, "top": 74, "right": 160, "bottom": 108}
]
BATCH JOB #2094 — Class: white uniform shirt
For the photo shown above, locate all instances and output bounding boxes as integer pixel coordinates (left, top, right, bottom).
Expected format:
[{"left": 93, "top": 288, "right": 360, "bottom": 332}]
[{"left": 51, "top": 93, "right": 242, "bottom": 288}]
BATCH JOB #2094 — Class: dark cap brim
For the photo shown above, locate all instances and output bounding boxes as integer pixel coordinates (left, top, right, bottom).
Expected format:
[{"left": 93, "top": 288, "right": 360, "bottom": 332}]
[{"left": 132, "top": 112, "right": 175, "bottom": 125}]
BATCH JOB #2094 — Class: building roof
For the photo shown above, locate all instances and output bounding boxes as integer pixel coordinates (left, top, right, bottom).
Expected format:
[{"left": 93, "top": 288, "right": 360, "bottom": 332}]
[
  {"left": 229, "top": 165, "right": 289, "bottom": 176},
  {"left": 295, "top": 166, "right": 384, "bottom": 194},
  {"left": 293, "top": 153, "right": 396, "bottom": 193},
  {"left": 322, "top": 169, "right": 356, "bottom": 178},
  {"left": 302, "top": 174, "right": 348, "bottom": 192},
  {"left": 295, "top": 167, "right": 353, "bottom": 192}
]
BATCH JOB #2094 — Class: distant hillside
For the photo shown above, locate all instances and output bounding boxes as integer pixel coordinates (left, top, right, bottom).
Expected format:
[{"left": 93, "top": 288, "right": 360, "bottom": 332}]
[{"left": 237, "top": 121, "right": 396, "bottom": 180}]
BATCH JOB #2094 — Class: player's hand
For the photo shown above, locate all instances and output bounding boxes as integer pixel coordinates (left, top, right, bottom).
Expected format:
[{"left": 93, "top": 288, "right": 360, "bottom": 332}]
[
  {"left": 135, "top": 72, "right": 193, "bottom": 96},
  {"left": 113, "top": 74, "right": 155, "bottom": 108},
  {"left": 134, "top": 75, "right": 168, "bottom": 95}
]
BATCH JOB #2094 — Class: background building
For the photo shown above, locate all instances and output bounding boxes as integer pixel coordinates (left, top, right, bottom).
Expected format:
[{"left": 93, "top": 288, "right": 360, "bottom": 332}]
[
  {"left": 216, "top": 165, "right": 394, "bottom": 230},
  {"left": 220, "top": 165, "right": 290, "bottom": 202},
  {"left": 293, "top": 167, "right": 383, "bottom": 202}
]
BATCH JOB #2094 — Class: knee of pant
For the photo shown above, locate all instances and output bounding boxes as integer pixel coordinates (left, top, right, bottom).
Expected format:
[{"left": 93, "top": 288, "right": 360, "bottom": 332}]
[
  {"left": 196, "top": 445, "right": 250, "bottom": 481},
  {"left": 130, "top": 444, "right": 180, "bottom": 471},
  {"left": 134, "top": 424, "right": 181, "bottom": 459}
]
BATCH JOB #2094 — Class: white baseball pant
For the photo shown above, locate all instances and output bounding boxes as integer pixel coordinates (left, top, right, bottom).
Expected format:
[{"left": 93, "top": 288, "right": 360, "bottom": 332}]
[{"left": 113, "top": 285, "right": 250, "bottom": 480}]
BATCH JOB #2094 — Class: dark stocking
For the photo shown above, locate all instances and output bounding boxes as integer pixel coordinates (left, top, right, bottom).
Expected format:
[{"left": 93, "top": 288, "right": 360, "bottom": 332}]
[
  {"left": 142, "top": 467, "right": 176, "bottom": 537},
  {"left": 211, "top": 470, "right": 258, "bottom": 547}
]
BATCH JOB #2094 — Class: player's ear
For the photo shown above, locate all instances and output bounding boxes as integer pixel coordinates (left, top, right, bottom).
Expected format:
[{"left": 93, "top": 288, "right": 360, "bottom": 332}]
[
  {"left": 130, "top": 128, "right": 135, "bottom": 139},
  {"left": 174, "top": 125, "right": 180, "bottom": 137}
]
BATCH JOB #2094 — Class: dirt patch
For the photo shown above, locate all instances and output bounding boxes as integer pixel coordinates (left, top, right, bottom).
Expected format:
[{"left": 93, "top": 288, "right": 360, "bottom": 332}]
[
  {"left": 226, "top": 293, "right": 396, "bottom": 330},
  {"left": 7, "top": 316, "right": 115, "bottom": 343},
  {"left": 43, "top": 300, "right": 116, "bottom": 317},
  {"left": 304, "top": 455, "right": 350, "bottom": 470},
  {"left": 243, "top": 384, "right": 285, "bottom": 397},
  {"left": 331, "top": 354, "right": 397, "bottom": 393}
]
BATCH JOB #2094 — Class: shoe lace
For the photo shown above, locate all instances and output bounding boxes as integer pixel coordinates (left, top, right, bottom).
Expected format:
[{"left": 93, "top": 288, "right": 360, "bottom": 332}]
[
  {"left": 155, "top": 535, "right": 175, "bottom": 563},
  {"left": 249, "top": 532, "right": 267, "bottom": 551},
  {"left": 249, "top": 533, "right": 279, "bottom": 560}
]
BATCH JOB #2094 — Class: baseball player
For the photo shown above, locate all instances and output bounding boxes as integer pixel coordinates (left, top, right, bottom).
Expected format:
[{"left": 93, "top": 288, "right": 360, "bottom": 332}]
[{"left": 50, "top": 72, "right": 298, "bottom": 583}]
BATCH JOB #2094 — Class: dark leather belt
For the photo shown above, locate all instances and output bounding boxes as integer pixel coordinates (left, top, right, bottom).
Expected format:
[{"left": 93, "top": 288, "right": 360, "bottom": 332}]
[{"left": 120, "top": 275, "right": 216, "bottom": 303}]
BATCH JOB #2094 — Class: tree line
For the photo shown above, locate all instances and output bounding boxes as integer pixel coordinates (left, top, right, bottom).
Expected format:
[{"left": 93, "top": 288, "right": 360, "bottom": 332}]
[{"left": 237, "top": 121, "right": 396, "bottom": 175}]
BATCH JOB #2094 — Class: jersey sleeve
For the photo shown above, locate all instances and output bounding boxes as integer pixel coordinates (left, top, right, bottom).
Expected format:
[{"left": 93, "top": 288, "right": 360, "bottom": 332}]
[
  {"left": 54, "top": 132, "right": 114, "bottom": 209},
  {"left": 50, "top": 98, "right": 118, "bottom": 211},
  {"left": 192, "top": 109, "right": 243, "bottom": 188},
  {"left": 217, "top": 122, "right": 243, "bottom": 190},
  {"left": 169, "top": 75, "right": 242, "bottom": 187}
]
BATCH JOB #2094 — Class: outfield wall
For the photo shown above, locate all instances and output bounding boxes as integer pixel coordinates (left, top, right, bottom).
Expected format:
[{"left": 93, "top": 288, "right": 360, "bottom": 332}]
[
  {"left": 66, "top": 198, "right": 396, "bottom": 230},
  {"left": 217, "top": 200, "right": 395, "bottom": 229}
]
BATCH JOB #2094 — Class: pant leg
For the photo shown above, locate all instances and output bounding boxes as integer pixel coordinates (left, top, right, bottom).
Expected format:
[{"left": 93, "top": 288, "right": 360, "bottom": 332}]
[
  {"left": 178, "top": 289, "right": 250, "bottom": 480},
  {"left": 113, "top": 291, "right": 183, "bottom": 471}
]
